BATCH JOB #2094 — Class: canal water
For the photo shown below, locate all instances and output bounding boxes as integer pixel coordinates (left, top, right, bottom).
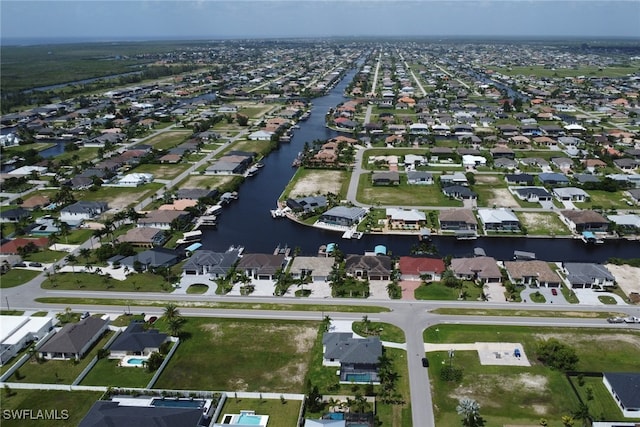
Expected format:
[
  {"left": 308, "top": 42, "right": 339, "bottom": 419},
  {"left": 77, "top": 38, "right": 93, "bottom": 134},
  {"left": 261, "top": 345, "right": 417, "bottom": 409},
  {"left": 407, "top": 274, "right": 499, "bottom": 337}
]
[{"left": 200, "top": 69, "right": 639, "bottom": 262}]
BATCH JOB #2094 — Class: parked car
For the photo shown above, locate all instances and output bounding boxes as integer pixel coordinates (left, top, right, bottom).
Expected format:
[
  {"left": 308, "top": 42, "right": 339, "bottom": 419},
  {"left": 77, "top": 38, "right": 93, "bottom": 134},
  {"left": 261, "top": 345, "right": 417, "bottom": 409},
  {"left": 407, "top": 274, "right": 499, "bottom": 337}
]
[
  {"left": 422, "top": 357, "right": 429, "bottom": 367},
  {"left": 607, "top": 317, "right": 624, "bottom": 324},
  {"left": 29, "top": 262, "right": 42, "bottom": 267},
  {"left": 623, "top": 316, "right": 639, "bottom": 324},
  {"left": 14, "top": 262, "right": 27, "bottom": 267},
  {"left": 551, "top": 289, "right": 558, "bottom": 296},
  {"left": 81, "top": 311, "right": 90, "bottom": 320}
]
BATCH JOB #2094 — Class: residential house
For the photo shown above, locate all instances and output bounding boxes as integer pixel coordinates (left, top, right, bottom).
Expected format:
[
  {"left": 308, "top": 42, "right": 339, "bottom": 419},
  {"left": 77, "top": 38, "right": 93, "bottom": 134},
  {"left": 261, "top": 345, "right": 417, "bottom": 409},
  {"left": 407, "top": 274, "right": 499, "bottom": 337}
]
[
  {"left": 560, "top": 210, "right": 609, "bottom": 232},
  {"left": 138, "top": 210, "right": 190, "bottom": 230},
  {"left": 79, "top": 401, "right": 206, "bottom": 427},
  {"left": 0, "top": 315, "right": 54, "bottom": 365},
  {"left": 0, "top": 237, "right": 49, "bottom": 255},
  {"left": 38, "top": 316, "right": 109, "bottom": 361},
  {"left": 248, "top": 130, "right": 274, "bottom": 141},
  {"left": 562, "top": 263, "right": 615, "bottom": 289},
  {"left": 494, "top": 158, "right": 518, "bottom": 169},
  {"left": 386, "top": 208, "right": 426, "bottom": 229},
  {"left": 20, "top": 195, "right": 50, "bottom": 210},
  {"left": 614, "top": 158, "right": 639, "bottom": 172},
  {"left": 322, "top": 332, "right": 382, "bottom": 383},
  {"left": 440, "top": 172, "right": 468, "bottom": 187},
  {"left": 449, "top": 256, "right": 501, "bottom": 283},
  {"left": 344, "top": 254, "right": 392, "bottom": 280},
  {"left": 490, "top": 146, "right": 516, "bottom": 159},
  {"left": 319, "top": 207, "right": 368, "bottom": 227},
  {"left": 181, "top": 247, "right": 242, "bottom": 278},
  {"left": 607, "top": 214, "right": 640, "bottom": 234},
  {"left": 286, "top": 196, "right": 328, "bottom": 214},
  {"left": 477, "top": 208, "right": 521, "bottom": 231},
  {"left": 0, "top": 208, "right": 30, "bottom": 223},
  {"left": 175, "top": 188, "right": 218, "bottom": 201},
  {"left": 59, "top": 201, "right": 108, "bottom": 224},
  {"left": 553, "top": 187, "right": 590, "bottom": 202},
  {"left": 513, "top": 187, "right": 553, "bottom": 203},
  {"left": 538, "top": 173, "right": 570, "bottom": 186},
  {"left": 503, "top": 261, "right": 561, "bottom": 287},
  {"left": 119, "top": 247, "right": 180, "bottom": 271},
  {"left": 236, "top": 253, "right": 286, "bottom": 280},
  {"left": 442, "top": 185, "right": 477, "bottom": 200},
  {"left": 406, "top": 171, "right": 433, "bottom": 185},
  {"left": 551, "top": 157, "right": 574, "bottom": 171},
  {"left": 117, "top": 227, "right": 167, "bottom": 248},
  {"left": 109, "top": 321, "right": 169, "bottom": 359},
  {"left": 602, "top": 373, "right": 640, "bottom": 418},
  {"left": 289, "top": 256, "right": 335, "bottom": 282},
  {"left": 505, "top": 174, "right": 535, "bottom": 186},
  {"left": 398, "top": 256, "right": 445, "bottom": 281},
  {"left": 372, "top": 171, "right": 400, "bottom": 185},
  {"left": 439, "top": 209, "right": 477, "bottom": 231}
]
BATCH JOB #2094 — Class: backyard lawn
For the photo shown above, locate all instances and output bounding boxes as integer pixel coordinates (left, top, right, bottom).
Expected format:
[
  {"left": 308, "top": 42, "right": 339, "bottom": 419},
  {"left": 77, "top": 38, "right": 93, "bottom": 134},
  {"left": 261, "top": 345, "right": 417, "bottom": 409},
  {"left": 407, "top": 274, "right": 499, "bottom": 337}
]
[
  {"left": 0, "top": 389, "right": 102, "bottom": 427},
  {"left": 80, "top": 357, "right": 154, "bottom": 388},
  {"left": 216, "top": 398, "right": 301, "bottom": 426}
]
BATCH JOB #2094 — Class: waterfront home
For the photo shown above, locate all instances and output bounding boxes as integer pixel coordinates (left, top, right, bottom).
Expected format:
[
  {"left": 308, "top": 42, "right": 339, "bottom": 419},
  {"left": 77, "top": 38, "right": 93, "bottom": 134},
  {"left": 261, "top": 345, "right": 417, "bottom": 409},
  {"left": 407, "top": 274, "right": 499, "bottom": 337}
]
[
  {"left": 181, "top": 247, "right": 243, "bottom": 278},
  {"left": 477, "top": 208, "right": 521, "bottom": 231},
  {"left": 0, "top": 207, "right": 30, "bottom": 223},
  {"left": 248, "top": 130, "right": 274, "bottom": 141},
  {"left": 607, "top": 214, "right": 640, "bottom": 234},
  {"left": 286, "top": 196, "right": 328, "bottom": 214},
  {"left": 288, "top": 256, "right": 335, "bottom": 282},
  {"left": 119, "top": 247, "right": 180, "bottom": 271},
  {"left": 175, "top": 188, "right": 218, "bottom": 201},
  {"left": 236, "top": 253, "right": 287, "bottom": 280},
  {"left": 386, "top": 208, "right": 426, "bottom": 229},
  {"left": 344, "top": 254, "right": 392, "bottom": 281},
  {"left": 59, "top": 201, "right": 108, "bottom": 224},
  {"left": 406, "top": 171, "right": 433, "bottom": 185},
  {"left": 109, "top": 321, "right": 169, "bottom": 359},
  {"left": 322, "top": 332, "right": 381, "bottom": 384},
  {"left": 503, "top": 261, "right": 561, "bottom": 287},
  {"left": 138, "top": 210, "right": 190, "bottom": 230},
  {"left": 553, "top": 187, "right": 590, "bottom": 202},
  {"left": 562, "top": 262, "right": 615, "bottom": 289},
  {"left": 116, "top": 227, "right": 167, "bottom": 248},
  {"left": 449, "top": 256, "right": 501, "bottom": 283},
  {"left": 319, "top": 206, "right": 367, "bottom": 227},
  {"left": 39, "top": 316, "right": 109, "bottom": 361},
  {"left": 439, "top": 209, "right": 477, "bottom": 231},
  {"left": 560, "top": 210, "right": 609, "bottom": 233},
  {"left": 398, "top": 256, "right": 445, "bottom": 281}
]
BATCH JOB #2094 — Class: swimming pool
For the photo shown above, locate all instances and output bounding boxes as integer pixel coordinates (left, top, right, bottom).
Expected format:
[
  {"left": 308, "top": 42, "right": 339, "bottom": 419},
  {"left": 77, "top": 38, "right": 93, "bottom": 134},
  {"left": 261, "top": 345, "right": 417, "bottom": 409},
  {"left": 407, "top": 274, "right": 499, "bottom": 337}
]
[
  {"left": 236, "top": 413, "right": 263, "bottom": 425},
  {"left": 346, "top": 373, "right": 372, "bottom": 382},
  {"left": 126, "top": 358, "right": 146, "bottom": 366},
  {"left": 151, "top": 398, "right": 205, "bottom": 409}
]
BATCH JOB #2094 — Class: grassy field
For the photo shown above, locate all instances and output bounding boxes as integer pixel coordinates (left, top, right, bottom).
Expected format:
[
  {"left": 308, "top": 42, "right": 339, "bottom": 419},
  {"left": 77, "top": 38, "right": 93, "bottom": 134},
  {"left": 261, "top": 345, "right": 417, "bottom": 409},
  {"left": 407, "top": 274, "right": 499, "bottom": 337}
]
[
  {"left": 23, "top": 249, "right": 68, "bottom": 263},
  {"left": 41, "top": 272, "right": 174, "bottom": 293},
  {"left": 517, "top": 211, "right": 572, "bottom": 236},
  {"left": 133, "top": 163, "right": 191, "bottom": 180},
  {"left": 414, "top": 281, "right": 484, "bottom": 301},
  {"left": 352, "top": 321, "right": 405, "bottom": 343},
  {"left": 72, "top": 183, "right": 163, "bottom": 209},
  {"left": 574, "top": 189, "right": 635, "bottom": 211},
  {"left": 0, "top": 269, "right": 41, "bottom": 288},
  {"left": 142, "top": 130, "right": 191, "bottom": 150},
  {"left": 154, "top": 318, "right": 319, "bottom": 392},
  {"left": 357, "top": 173, "right": 462, "bottom": 207},
  {"left": 430, "top": 308, "right": 624, "bottom": 319},
  {"left": 216, "top": 398, "right": 302, "bottom": 426},
  {"left": 425, "top": 325, "right": 640, "bottom": 426},
  {"left": 570, "top": 375, "right": 639, "bottom": 422},
  {"left": 494, "top": 64, "right": 640, "bottom": 78},
  {"left": 80, "top": 357, "right": 154, "bottom": 388},
  {"left": 0, "top": 389, "right": 103, "bottom": 427},
  {"left": 10, "top": 331, "right": 114, "bottom": 384}
]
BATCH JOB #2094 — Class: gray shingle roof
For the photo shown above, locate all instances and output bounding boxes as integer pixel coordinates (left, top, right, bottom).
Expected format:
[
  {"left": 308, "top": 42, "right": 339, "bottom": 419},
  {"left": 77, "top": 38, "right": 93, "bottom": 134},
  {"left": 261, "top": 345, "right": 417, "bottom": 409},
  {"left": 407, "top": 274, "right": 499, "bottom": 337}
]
[
  {"left": 604, "top": 372, "right": 640, "bottom": 409},
  {"left": 79, "top": 401, "right": 204, "bottom": 427},
  {"left": 39, "top": 317, "right": 108, "bottom": 355},
  {"left": 109, "top": 321, "right": 168, "bottom": 353}
]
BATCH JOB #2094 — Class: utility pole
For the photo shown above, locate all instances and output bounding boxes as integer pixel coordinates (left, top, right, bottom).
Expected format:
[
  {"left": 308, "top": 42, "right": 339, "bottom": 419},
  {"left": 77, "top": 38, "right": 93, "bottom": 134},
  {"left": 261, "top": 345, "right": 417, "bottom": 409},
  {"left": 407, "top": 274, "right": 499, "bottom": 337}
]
[{"left": 5, "top": 296, "right": 10, "bottom": 311}]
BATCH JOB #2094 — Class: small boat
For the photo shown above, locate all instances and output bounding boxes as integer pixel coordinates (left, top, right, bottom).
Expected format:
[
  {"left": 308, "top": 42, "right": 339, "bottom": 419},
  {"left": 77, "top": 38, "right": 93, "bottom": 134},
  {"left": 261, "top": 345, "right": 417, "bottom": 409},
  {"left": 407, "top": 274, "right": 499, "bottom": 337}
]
[
  {"left": 274, "top": 244, "right": 291, "bottom": 257},
  {"left": 513, "top": 250, "right": 536, "bottom": 260},
  {"left": 247, "top": 165, "right": 259, "bottom": 176},
  {"left": 455, "top": 230, "right": 478, "bottom": 240}
]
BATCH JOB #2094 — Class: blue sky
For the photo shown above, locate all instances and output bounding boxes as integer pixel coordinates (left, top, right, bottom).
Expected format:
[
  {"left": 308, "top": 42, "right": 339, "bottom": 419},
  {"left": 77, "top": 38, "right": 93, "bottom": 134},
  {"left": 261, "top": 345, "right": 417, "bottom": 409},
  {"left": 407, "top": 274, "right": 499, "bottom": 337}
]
[{"left": 2, "top": 1, "right": 639, "bottom": 42}]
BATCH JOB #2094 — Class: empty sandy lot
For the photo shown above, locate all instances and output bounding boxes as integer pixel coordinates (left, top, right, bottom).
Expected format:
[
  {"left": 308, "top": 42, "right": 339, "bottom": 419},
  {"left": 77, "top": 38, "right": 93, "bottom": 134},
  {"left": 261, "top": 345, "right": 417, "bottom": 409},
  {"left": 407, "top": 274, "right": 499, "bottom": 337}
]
[
  {"left": 289, "top": 170, "right": 345, "bottom": 198},
  {"left": 486, "top": 188, "right": 519, "bottom": 208},
  {"left": 606, "top": 263, "right": 640, "bottom": 296}
]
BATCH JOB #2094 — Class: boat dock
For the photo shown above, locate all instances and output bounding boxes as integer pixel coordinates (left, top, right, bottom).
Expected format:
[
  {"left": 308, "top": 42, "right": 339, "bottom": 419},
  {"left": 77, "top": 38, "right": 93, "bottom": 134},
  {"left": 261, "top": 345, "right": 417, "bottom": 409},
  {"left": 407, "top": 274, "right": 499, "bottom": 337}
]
[{"left": 193, "top": 215, "right": 217, "bottom": 229}]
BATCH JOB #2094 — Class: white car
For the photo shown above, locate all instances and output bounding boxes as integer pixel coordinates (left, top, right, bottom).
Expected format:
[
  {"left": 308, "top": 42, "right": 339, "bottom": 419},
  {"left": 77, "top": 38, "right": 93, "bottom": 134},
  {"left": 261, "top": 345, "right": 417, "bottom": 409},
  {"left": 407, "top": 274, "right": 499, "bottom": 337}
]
[{"left": 623, "top": 316, "right": 639, "bottom": 324}]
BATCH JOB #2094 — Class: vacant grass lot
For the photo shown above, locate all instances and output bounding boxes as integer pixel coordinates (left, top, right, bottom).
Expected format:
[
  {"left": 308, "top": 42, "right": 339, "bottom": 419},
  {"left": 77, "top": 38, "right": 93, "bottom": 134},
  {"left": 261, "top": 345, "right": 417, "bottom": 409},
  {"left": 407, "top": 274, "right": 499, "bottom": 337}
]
[
  {"left": 143, "top": 130, "right": 191, "bottom": 150},
  {"left": 495, "top": 64, "right": 639, "bottom": 78},
  {"left": 425, "top": 325, "right": 640, "bottom": 426},
  {"left": 216, "top": 398, "right": 301, "bottom": 426},
  {"left": 154, "top": 318, "right": 318, "bottom": 392},
  {"left": 574, "top": 189, "right": 633, "bottom": 211},
  {"left": 357, "top": 174, "right": 461, "bottom": 207},
  {"left": 73, "top": 183, "right": 164, "bottom": 209},
  {"left": 10, "top": 331, "right": 113, "bottom": 384},
  {"left": 133, "top": 163, "right": 190, "bottom": 180},
  {"left": 41, "top": 272, "right": 174, "bottom": 293},
  {"left": 414, "top": 281, "right": 483, "bottom": 301},
  {"left": 517, "top": 212, "right": 572, "bottom": 236},
  {"left": 0, "top": 389, "right": 103, "bottom": 427}
]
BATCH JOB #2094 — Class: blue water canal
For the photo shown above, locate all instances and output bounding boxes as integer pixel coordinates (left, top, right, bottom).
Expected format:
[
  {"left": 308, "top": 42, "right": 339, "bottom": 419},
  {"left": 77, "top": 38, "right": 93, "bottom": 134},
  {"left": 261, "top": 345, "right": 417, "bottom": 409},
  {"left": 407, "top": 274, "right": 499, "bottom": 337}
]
[{"left": 200, "top": 68, "right": 639, "bottom": 263}]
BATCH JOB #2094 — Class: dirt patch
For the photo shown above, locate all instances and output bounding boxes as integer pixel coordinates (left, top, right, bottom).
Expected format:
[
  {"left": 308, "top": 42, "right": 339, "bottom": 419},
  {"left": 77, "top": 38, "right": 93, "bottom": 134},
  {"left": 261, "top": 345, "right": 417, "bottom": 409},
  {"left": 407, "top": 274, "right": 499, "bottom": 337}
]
[
  {"left": 535, "top": 333, "right": 640, "bottom": 349},
  {"left": 606, "top": 263, "right": 640, "bottom": 296},
  {"left": 519, "top": 212, "right": 566, "bottom": 234},
  {"left": 449, "top": 373, "right": 548, "bottom": 410},
  {"left": 228, "top": 378, "right": 248, "bottom": 391},
  {"left": 109, "top": 193, "right": 145, "bottom": 210},
  {"left": 486, "top": 188, "right": 519, "bottom": 208},
  {"left": 264, "top": 361, "right": 308, "bottom": 386},
  {"left": 476, "top": 175, "right": 500, "bottom": 183},
  {"left": 289, "top": 170, "right": 344, "bottom": 198},
  {"left": 201, "top": 323, "right": 223, "bottom": 339}
]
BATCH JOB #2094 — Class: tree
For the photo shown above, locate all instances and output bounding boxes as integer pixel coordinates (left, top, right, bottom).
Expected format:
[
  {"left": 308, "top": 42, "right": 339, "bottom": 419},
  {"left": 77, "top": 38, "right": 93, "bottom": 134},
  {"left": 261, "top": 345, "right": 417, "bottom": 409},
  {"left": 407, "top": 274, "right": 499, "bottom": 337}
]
[
  {"left": 456, "top": 398, "right": 484, "bottom": 427},
  {"left": 362, "top": 315, "right": 372, "bottom": 334},
  {"left": 536, "top": 339, "right": 579, "bottom": 371},
  {"left": 167, "top": 316, "right": 185, "bottom": 337},
  {"left": 572, "top": 403, "right": 591, "bottom": 427},
  {"left": 144, "top": 351, "right": 165, "bottom": 372},
  {"left": 65, "top": 254, "right": 77, "bottom": 273},
  {"left": 163, "top": 303, "right": 180, "bottom": 321}
]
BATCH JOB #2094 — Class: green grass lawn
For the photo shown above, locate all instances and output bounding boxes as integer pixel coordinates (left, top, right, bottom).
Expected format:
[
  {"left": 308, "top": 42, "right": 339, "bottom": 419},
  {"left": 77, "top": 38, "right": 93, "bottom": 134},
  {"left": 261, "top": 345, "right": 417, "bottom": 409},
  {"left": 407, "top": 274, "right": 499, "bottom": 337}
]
[
  {"left": 23, "top": 249, "right": 68, "bottom": 263},
  {"left": 80, "top": 357, "right": 154, "bottom": 388},
  {"left": 41, "top": 272, "right": 173, "bottom": 292},
  {"left": 597, "top": 295, "right": 617, "bottom": 304},
  {"left": 574, "top": 189, "right": 633, "bottom": 211},
  {"left": 352, "top": 321, "right": 405, "bottom": 343},
  {"left": 357, "top": 174, "right": 462, "bottom": 207},
  {"left": 517, "top": 212, "right": 572, "bottom": 236},
  {"left": 430, "top": 308, "right": 625, "bottom": 319},
  {"left": 495, "top": 64, "right": 639, "bottom": 78},
  {"left": 414, "top": 281, "right": 484, "bottom": 301},
  {"left": 0, "top": 389, "right": 102, "bottom": 427},
  {"left": 425, "top": 325, "right": 640, "bottom": 426},
  {"left": 216, "top": 398, "right": 301, "bottom": 426},
  {"left": 570, "top": 376, "right": 640, "bottom": 422},
  {"left": 154, "top": 318, "right": 319, "bottom": 392},
  {"left": 143, "top": 130, "right": 191, "bottom": 150},
  {"left": 0, "top": 269, "right": 41, "bottom": 288},
  {"left": 133, "top": 163, "right": 191, "bottom": 180},
  {"left": 186, "top": 284, "right": 209, "bottom": 294},
  {"left": 10, "top": 331, "right": 113, "bottom": 384}
]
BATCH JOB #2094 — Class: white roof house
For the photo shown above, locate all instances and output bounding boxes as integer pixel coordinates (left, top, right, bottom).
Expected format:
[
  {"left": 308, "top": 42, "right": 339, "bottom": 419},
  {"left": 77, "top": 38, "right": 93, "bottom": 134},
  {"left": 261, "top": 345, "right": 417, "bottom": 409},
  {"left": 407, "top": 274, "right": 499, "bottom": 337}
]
[
  {"left": 386, "top": 208, "right": 426, "bottom": 223},
  {"left": 1, "top": 315, "right": 53, "bottom": 365},
  {"left": 248, "top": 130, "right": 274, "bottom": 141},
  {"left": 462, "top": 155, "right": 487, "bottom": 167},
  {"left": 117, "top": 173, "right": 153, "bottom": 187}
]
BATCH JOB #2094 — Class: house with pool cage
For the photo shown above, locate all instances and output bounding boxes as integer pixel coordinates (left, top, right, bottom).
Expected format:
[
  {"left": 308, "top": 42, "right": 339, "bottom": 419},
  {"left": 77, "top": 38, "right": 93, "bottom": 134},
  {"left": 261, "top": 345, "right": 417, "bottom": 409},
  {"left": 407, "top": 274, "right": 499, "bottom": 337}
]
[{"left": 322, "top": 333, "right": 382, "bottom": 384}]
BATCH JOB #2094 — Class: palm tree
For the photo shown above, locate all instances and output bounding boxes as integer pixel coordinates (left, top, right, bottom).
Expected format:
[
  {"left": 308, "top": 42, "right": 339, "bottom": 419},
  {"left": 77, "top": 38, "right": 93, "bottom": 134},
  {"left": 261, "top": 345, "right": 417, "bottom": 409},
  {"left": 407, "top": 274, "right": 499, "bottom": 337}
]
[
  {"left": 167, "top": 316, "right": 185, "bottom": 337},
  {"left": 65, "top": 254, "right": 77, "bottom": 273},
  {"left": 79, "top": 248, "right": 91, "bottom": 263},
  {"left": 163, "top": 303, "right": 180, "bottom": 321},
  {"left": 456, "top": 398, "right": 483, "bottom": 427},
  {"left": 572, "top": 403, "right": 591, "bottom": 427}
]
